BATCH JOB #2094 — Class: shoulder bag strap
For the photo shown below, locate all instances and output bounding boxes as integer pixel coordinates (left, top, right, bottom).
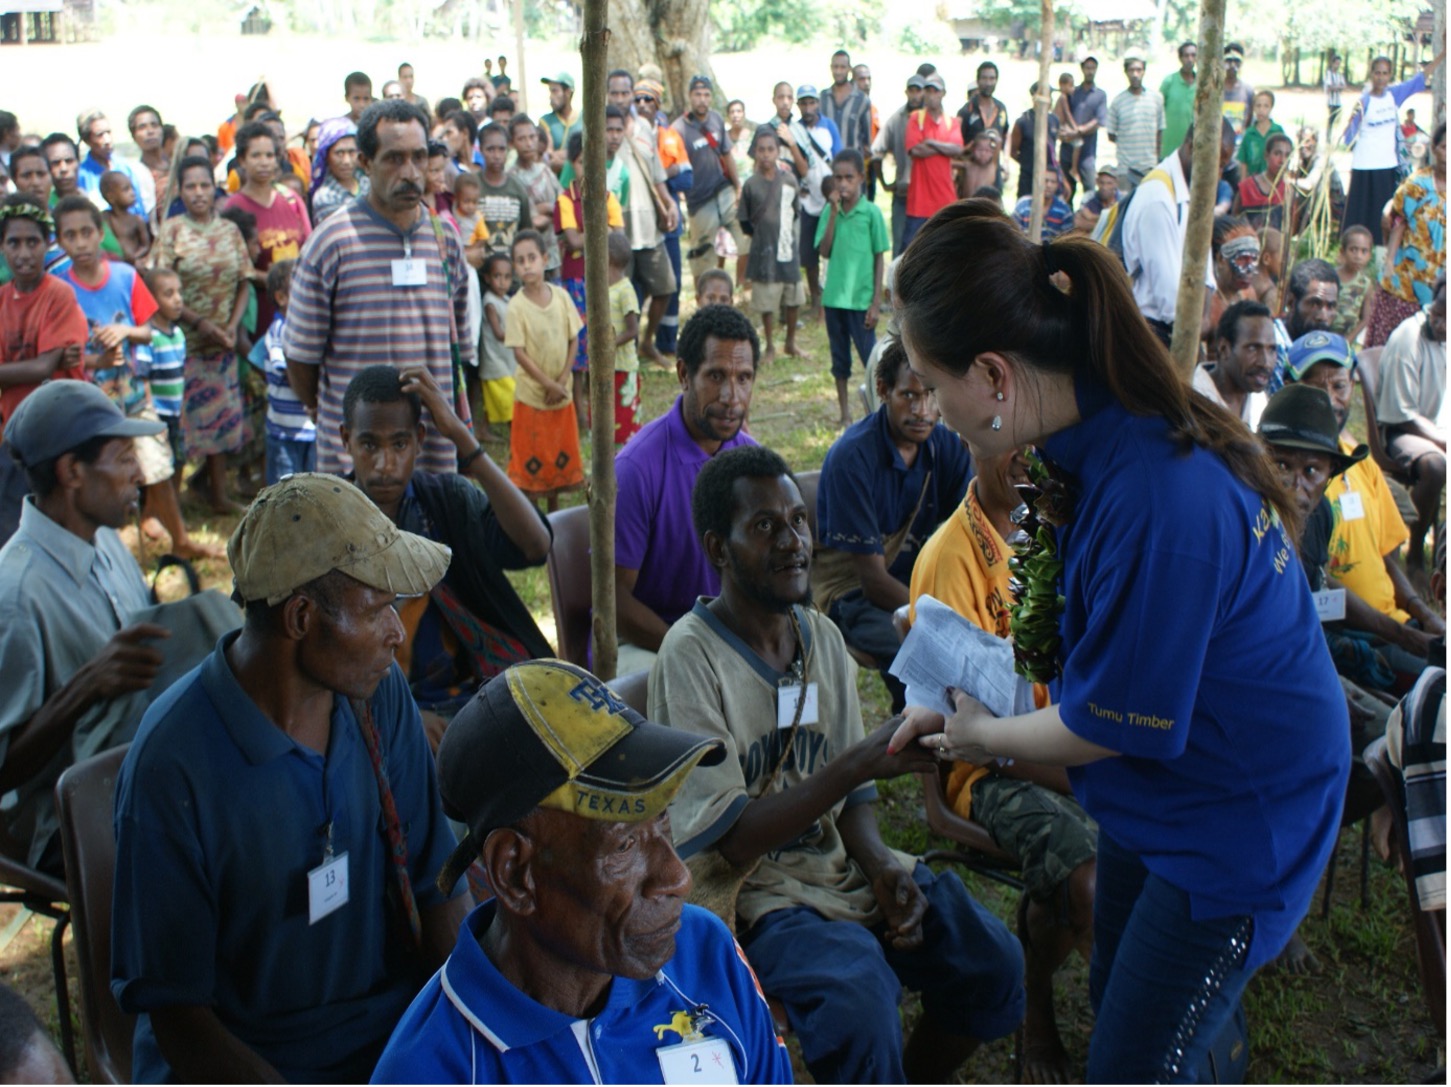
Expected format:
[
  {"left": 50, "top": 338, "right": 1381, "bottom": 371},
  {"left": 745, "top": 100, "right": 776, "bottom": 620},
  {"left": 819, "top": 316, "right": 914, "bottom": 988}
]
[{"left": 350, "top": 696, "right": 423, "bottom": 948}]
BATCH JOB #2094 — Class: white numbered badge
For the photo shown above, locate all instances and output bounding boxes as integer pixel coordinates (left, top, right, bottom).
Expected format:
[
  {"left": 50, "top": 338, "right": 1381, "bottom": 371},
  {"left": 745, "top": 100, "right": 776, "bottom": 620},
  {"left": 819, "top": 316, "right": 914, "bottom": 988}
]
[
  {"left": 657, "top": 1037, "right": 738, "bottom": 1085},
  {"left": 307, "top": 851, "right": 349, "bottom": 924},
  {"left": 1313, "top": 588, "right": 1347, "bottom": 623},
  {"left": 777, "top": 682, "right": 819, "bottom": 728},
  {"left": 1339, "top": 491, "right": 1365, "bottom": 521},
  {"left": 391, "top": 257, "right": 427, "bottom": 286}
]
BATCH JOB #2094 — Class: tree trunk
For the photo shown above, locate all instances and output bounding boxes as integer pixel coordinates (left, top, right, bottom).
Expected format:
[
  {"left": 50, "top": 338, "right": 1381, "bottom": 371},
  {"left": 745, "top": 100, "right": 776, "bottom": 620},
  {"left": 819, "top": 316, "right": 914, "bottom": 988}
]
[
  {"left": 1168, "top": 0, "right": 1225, "bottom": 379},
  {"left": 582, "top": 0, "right": 619, "bottom": 680},
  {"left": 1027, "top": 0, "right": 1053, "bottom": 242},
  {"left": 1435, "top": 0, "right": 1446, "bottom": 125},
  {"left": 606, "top": 0, "right": 718, "bottom": 115},
  {"left": 513, "top": 0, "right": 529, "bottom": 115}
]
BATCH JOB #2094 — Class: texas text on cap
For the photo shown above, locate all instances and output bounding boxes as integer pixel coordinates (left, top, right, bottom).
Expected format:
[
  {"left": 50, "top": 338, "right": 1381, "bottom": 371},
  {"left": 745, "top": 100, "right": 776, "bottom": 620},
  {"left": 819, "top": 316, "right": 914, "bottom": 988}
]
[
  {"left": 434, "top": 659, "right": 725, "bottom": 892},
  {"left": 1286, "top": 330, "right": 1354, "bottom": 381},
  {"left": 796, "top": 84, "right": 820, "bottom": 100},
  {"left": 228, "top": 473, "right": 451, "bottom": 606},
  {"left": 5, "top": 379, "right": 163, "bottom": 466},
  {"left": 540, "top": 71, "right": 576, "bottom": 90}
]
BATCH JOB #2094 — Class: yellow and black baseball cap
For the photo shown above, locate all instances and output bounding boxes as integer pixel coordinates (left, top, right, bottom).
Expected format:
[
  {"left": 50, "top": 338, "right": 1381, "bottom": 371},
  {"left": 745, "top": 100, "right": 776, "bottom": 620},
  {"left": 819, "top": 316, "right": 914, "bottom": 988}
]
[{"left": 435, "top": 659, "right": 724, "bottom": 891}]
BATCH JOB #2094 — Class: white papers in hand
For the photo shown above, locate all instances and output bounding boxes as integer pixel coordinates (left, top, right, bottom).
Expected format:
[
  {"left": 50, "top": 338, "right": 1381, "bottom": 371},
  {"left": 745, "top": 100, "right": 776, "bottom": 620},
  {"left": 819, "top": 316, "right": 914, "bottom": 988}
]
[{"left": 890, "top": 595, "right": 1036, "bottom": 719}]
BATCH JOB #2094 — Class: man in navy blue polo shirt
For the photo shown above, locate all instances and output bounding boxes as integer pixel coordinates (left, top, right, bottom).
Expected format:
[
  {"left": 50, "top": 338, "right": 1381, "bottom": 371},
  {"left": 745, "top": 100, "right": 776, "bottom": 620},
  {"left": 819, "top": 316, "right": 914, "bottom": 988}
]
[
  {"left": 814, "top": 341, "right": 972, "bottom": 708},
  {"left": 112, "top": 474, "right": 470, "bottom": 1083}
]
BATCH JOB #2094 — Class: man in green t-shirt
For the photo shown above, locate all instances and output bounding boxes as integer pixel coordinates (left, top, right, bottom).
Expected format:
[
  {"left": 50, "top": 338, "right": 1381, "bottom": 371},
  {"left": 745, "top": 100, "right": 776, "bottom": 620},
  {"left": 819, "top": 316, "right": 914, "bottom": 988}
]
[{"left": 1159, "top": 41, "right": 1197, "bottom": 157}]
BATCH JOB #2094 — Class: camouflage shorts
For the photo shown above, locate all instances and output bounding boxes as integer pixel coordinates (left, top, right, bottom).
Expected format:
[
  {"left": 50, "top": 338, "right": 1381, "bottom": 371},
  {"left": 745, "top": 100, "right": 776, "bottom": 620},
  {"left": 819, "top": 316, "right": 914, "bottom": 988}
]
[{"left": 970, "top": 774, "right": 1098, "bottom": 901}]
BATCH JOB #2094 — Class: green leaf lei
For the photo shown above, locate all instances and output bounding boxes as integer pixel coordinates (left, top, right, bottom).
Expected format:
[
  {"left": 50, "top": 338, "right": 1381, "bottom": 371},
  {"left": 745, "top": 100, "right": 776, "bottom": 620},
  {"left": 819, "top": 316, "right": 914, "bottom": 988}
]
[{"left": 1006, "top": 451, "right": 1073, "bottom": 684}]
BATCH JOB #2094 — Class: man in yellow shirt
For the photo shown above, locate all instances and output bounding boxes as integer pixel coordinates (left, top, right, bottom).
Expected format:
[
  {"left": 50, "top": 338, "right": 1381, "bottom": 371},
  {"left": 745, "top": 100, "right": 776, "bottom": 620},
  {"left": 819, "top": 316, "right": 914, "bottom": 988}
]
[{"left": 1288, "top": 332, "right": 1444, "bottom": 678}]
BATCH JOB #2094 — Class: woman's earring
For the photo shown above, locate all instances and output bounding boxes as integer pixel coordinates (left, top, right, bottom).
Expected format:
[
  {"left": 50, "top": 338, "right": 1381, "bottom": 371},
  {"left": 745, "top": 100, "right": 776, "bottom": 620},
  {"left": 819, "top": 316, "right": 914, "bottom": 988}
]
[
  {"left": 991, "top": 415, "right": 1002, "bottom": 431},
  {"left": 996, "top": 391, "right": 1005, "bottom": 401}
]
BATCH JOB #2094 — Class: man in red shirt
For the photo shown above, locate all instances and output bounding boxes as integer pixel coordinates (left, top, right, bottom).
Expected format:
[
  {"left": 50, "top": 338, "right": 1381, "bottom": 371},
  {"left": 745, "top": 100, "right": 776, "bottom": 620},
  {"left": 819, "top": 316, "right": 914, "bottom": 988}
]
[
  {"left": 903, "top": 73, "right": 963, "bottom": 250},
  {"left": 0, "top": 197, "right": 87, "bottom": 431}
]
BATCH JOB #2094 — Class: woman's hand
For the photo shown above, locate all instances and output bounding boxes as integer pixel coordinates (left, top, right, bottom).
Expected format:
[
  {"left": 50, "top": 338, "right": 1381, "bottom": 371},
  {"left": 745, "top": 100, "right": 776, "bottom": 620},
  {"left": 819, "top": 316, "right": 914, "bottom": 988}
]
[{"left": 888, "top": 689, "right": 999, "bottom": 764}]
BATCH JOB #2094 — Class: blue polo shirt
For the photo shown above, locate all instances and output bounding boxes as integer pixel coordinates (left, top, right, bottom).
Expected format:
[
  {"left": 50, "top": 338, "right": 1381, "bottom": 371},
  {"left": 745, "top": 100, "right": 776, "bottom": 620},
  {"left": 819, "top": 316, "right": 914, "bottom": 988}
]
[
  {"left": 817, "top": 408, "right": 972, "bottom": 583},
  {"left": 371, "top": 901, "right": 792, "bottom": 1084},
  {"left": 1042, "top": 380, "right": 1348, "bottom": 972},
  {"left": 616, "top": 396, "right": 757, "bottom": 625},
  {"left": 112, "top": 634, "right": 464, "bottom": 1083}
]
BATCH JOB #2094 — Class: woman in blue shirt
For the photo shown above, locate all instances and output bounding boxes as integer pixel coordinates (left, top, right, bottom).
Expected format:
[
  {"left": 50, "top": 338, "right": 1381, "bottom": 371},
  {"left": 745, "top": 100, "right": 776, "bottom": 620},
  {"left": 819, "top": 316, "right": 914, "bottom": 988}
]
[{"left": 888, "top": 200, "right": 1349, "bottom": 1082}]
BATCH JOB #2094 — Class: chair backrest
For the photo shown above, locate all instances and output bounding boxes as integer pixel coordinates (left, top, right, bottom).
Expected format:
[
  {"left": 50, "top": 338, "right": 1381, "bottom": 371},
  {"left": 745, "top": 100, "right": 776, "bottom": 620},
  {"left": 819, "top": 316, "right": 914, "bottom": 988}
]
[
  {"left": 55, "top": 745, "right": 132, "bottom": 1085},
  {"left": 795, "top": 469, "right": 820, "bottom": 546},
  {"left": 546, "top": 505, "right": 593, "bottom": 667},
  {"left": 1364, "top": 735, "right": 1446, "bottom": 1032}
]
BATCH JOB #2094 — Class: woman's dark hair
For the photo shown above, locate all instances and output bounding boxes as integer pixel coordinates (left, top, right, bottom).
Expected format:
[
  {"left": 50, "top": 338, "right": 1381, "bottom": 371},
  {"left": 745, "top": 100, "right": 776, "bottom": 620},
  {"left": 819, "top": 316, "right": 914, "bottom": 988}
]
[
  {"left": 893, "top": 198, "right": 1301, "bottom": 537},
  {"left": 444, "top": 109, "right": 478, "bottom": 151},
  {"left": 176, "top": 154, "right": 213, "bottom": 185},
  {"left": 691, "top": 445, "right": 796, "bottom": 543},
  {"left": 1211, "top": 213, "right": 1251, "bottom": 253},
  {"left": 234, "top": 121, "right": 275, "bottom": 159},
  {"left": 678, "top": 304, "right": 760, "bottom": 378}
]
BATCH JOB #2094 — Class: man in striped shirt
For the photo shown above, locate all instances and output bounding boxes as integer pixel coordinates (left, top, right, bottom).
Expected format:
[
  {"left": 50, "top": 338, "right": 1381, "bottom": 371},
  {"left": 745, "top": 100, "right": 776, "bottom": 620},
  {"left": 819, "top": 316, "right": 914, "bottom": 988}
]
[
  {"left": 1105, "top": 57, "right": 1164, "bottom": 189},
  {"left": 284, "top": 99, "right": 473, "bottom": 476}
]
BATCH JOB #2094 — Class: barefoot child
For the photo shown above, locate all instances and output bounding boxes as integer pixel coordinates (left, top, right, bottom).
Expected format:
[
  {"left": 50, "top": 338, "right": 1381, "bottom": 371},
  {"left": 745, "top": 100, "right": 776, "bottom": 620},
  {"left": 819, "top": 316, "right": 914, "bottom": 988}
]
[
  {"left": 478, "top": 252, "right": 516, "bottom": 442},
  {"left": 606, "top": 231, "right": 642, "bottom": 446},
  {"left": 53, "top": 196, "right": 215, "bottom": 558},
  {"left": 505, "top": 230, "right": 583, "bottom": 511},
  {"left": 99, "top": 170, "right": 151, "bottom": 264},
  {"left": 738, "top": 125, "right": 805, "bottom": 366},
  {"left": 816, "top": 149, "right": 888, "bottom": 427},
  {"left": 248, "top": 259, "right": 316, "bottom": 483},
  {"left": 554, "top": 131, "right": 623, "bottom": 427}
]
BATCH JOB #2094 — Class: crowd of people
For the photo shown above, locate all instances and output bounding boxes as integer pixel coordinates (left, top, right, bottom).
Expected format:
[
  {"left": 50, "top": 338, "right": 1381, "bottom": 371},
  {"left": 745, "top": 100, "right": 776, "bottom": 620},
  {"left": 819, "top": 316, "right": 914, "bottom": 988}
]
[{"left": 0, "top": 34, "right": 1444, "bottom": 1087}]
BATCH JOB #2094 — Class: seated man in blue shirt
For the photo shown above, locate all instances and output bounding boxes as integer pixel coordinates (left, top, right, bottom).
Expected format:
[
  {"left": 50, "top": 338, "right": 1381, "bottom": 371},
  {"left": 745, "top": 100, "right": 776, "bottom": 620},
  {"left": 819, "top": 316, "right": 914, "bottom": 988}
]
[
  {"left": 0, "top": 380, "right": 169, "bottom": 876},
  {"left": 339, "top": 363, "right": 553, "bottom": 750},
  {"left": 814, "top": 341, "right": 972, "bottom": 709},
  {"left": 111, "top": 474, "right": 470, "bottom": 1083},
  {"left": 372, "top": 658, "right": 791, "bottom": 1084}
]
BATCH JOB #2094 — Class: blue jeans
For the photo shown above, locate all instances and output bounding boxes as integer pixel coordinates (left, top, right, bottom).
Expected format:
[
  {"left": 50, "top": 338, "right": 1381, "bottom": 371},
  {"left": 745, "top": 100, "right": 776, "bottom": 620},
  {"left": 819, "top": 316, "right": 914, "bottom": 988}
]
[
  {"left": 1088, "top": 833, "right": 1255, "bottom": 1083},
  {"left": 266, "top": 435, "right": 316, "bottom": 485},
  {"left": 824, "top": 307, "right": 876, "bottom": 380},
  {"left": 902, "top": 214, "right": 929, "bottom": 251},
  {"left": 741, "top": 863, "right": 1024, "bottom": 1084},
  {"left": 890, "top": 192, "right": 908, "bottom": 256}
]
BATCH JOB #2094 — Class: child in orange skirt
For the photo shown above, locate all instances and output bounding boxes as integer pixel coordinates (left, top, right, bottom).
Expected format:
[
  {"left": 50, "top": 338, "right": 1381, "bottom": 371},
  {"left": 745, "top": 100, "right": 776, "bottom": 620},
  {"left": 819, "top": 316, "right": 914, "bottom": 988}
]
[{"left": 505, "top": 229, "right": 584, "bottom": 510}]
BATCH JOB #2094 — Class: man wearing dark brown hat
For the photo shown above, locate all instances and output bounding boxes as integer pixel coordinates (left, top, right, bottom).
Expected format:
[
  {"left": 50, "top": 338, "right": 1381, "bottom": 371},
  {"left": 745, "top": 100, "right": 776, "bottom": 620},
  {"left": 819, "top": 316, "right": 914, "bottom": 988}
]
[
  {"left": 371, "top": 658, "right": 791, "bottom": 1084},
  {"left": 112, "top": 473, "right": 470, "bottom": 1083}
]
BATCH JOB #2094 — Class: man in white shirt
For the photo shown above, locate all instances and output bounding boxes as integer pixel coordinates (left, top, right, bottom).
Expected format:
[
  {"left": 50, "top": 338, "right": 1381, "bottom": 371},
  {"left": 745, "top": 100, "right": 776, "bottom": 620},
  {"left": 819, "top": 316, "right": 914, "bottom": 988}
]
[
  {"left": 871, "top": 73, "right": 926, "bottom": 255},
  {"left": 1377, "top": 279, "right": 1447, "bottom": 569},
  {"left": 1121, "top": 118, "right": 1235, "bottom": 344}
]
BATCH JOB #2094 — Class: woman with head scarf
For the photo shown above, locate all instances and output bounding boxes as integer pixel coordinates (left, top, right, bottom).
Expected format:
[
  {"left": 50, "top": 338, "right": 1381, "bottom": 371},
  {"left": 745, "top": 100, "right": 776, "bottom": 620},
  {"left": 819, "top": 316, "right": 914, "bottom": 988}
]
[{"left": 309, "top": 117, "right": 370, "bottom": 224}]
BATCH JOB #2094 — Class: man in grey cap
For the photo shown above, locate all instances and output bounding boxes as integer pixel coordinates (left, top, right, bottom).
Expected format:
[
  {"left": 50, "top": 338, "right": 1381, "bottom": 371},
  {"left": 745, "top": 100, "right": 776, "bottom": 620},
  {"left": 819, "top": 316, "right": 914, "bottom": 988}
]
[
  {"left": 111, "top": 473, "right": 470, "bottom": 1083},
  {"left": 871, "top": 72, "right": 927, "bottom": 254},
  {"left": 371, "top": 658, "right": 792, "bottom": 1084},
  {"left": 0, "top": 379, "right": 168, "bottom": 875},
  {"left": 672, "top": 75, "right": 746, "bottom": 282}
]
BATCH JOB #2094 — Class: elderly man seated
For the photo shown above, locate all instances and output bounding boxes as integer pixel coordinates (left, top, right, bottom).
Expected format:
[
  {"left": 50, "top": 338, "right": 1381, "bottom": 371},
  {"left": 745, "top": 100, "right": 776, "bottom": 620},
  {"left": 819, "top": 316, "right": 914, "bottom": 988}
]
[
  {"left": 653, "top": 445, "right": 1024, "bottom": 1085},
  {"left": 814, "top": 342, "right": 972, "bottom": 710},
  {"left": 0, "top": 381, "right": 169, "bottom": 875},
  {"left": 371, "top": 658, "right": 791, "bottom": 1084},
  {"left": 1376, "top": 276, "right": 1446, "bottom": 572}
]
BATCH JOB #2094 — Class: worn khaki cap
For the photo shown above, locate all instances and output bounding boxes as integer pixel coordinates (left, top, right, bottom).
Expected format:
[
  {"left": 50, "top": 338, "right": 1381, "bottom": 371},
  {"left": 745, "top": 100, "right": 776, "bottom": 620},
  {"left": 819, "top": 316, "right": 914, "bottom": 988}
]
[{"left": 228, "top": 473, "right": 451, "bottom": 606}]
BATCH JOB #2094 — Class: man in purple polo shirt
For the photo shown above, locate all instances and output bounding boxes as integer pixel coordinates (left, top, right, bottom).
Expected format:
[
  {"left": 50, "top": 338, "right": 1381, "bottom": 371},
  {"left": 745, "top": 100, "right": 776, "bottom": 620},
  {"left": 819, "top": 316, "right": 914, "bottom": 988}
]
[{"left": 615, "top": 305, "right": 759, "bottom": 674}]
